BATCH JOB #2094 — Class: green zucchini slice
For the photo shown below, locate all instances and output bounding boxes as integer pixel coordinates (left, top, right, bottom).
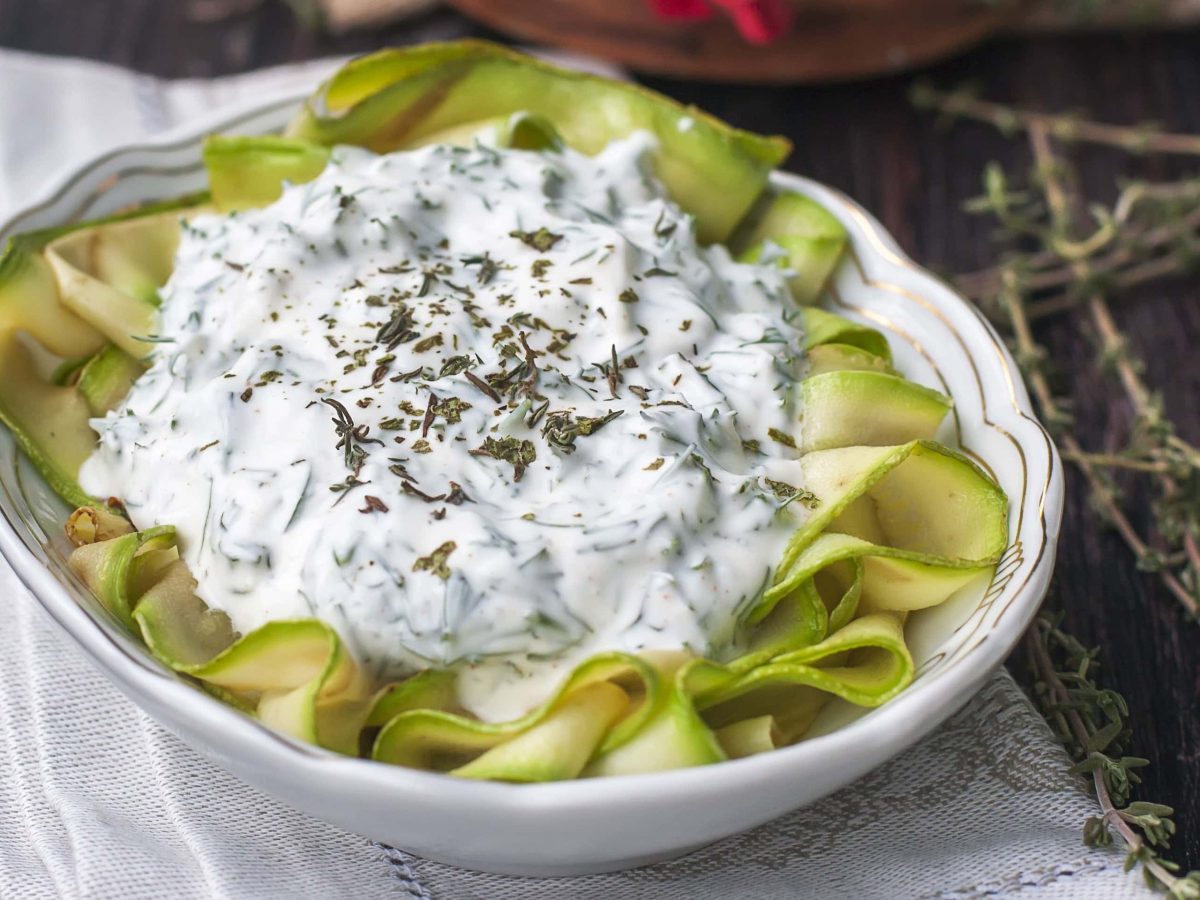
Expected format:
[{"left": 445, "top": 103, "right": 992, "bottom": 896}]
[
  {"left": 373, "top": 653, "right": 664, "bottom": 781},
  {"left": 736, "top": 190, "right": 849, "bottom": 305},
  {"left": 0, "top": 191, "right": 206, "bottom": 361},
  {"left": 203, "top": 135, "right": 332, "bottom": 212},
  {"left": 0, "top": 243, "right": 104, "bottom": 358},
  {"left": 68, "top": 521, "right": 376, "bottom": 754},
  {"left": 0, "top": 198, "right": 205, "bottom": 505},
  {"left": 65, "top": 503, "right": 134, "bottom": 545},
  {"left": 713, "top": 715, "right": 781, "bottom": 759},
  {"left": 758, "top": 441, "right": 1008, "bottom": 621},
  {"left": 691, "top": 613, "right": 914, "bottom": 725},
  {"left": 77, "top": 345, "right": 144, "bottom": 415},
  {"left": 582, "top": 673, "right": 726, "bottom": 777},
  {"left": 800, "top": 370, "right": 952, "bottom": 452},
  {"left": 44, "top": 209, "right": 187, "bottom": 358},
  {"left": 284, "top": 40, "right": 791, "bottom": 243},
  {"left": 805, "top": 342, "right": 893, "bottom": 376},
  {"left": 496, "top": 111, "right": 565, "bottom": 152},
  {"left": 0, "top": 330, "right": 98, "bottom": 507},
  {"left": 801, "top": 307, "right": 892, "bottom": 360}
]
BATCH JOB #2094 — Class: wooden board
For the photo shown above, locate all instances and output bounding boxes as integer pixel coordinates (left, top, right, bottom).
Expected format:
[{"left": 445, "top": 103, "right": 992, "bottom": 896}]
[{"left": 446, "top": 0, "right": 1024, "bottom": 83}]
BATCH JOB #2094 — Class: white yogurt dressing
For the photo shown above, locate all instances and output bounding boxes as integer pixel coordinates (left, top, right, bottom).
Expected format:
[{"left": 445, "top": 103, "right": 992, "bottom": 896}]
[{"left": 80, "top": 134, "right": 812, "bottom": 722}]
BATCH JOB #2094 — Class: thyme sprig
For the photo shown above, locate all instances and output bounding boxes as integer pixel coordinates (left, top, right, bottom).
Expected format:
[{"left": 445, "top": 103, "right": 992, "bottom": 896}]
[
  {"left": 912, "top": 84, "right": 1200, "bottom": 891},
  {"left": 913, "top": 86, "right": 1200, "bottom": 619},
  {"left": 911, "top": 81, "right": 1200, "bottom": 158},
  {"left": 321, "top": 397, "right": 382, "bottom": 474},
  {"left": 1026, "top": 613, "right": 1200, "bottom": 897},
  {"left": 956, "top": 171, "right": 1200, "bottom": 324}
]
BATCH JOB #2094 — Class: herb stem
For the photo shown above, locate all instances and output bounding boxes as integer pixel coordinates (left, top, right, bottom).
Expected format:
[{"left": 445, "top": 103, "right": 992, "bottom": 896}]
[
  {"left": 1025, "top": 620, "right": 1190, "bottom": 894},
  {"left": 421, "top": 392, "right": 436, "bottom": 439},
  {"left": 1022, "top": 254, "right": 1189, "bottom": 321},
  {"left": 913, "top": 82, "right": 1200, "bottom": 157},
  {"left": 464, "top": 369, "right": 502, "bottom": 403},
  {"left": 1060, "top": 450, "right": 1171, "bottom": 474}
]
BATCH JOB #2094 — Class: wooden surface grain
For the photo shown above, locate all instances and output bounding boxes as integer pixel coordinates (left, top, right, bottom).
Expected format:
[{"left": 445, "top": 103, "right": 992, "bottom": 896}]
[{"left": 1, "top": 0, "right": 1197, "bottom": 872}]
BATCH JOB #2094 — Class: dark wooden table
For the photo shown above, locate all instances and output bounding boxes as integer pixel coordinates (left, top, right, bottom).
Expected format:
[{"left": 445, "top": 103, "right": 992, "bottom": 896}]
[{"left": 2, "top": 0, "right": 1197, "bottom": 873}]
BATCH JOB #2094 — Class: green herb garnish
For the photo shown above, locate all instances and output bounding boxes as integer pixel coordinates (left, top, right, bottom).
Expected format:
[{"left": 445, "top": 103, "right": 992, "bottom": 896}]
[
  {"left": 541, "top": 409, "right": 624, "bottom": 454},
  {"left": 471, "top": 436, "right": 537, "bottom": 481},
  {"left": 377, "top": 303, "right": 418, "bottom": 349},
  {"left": 437, "top": 355, "right": 473, "bottom": 379},
  {"left": 768, "top": 427, "right": 797, "bottom": 449},
  {"left": 321, "top": 397, "right": 381, "bottom": 473},
  {"left": 764, "top": 478, "right": 819, "bottom": 510},
  {"left": 509, "top": 227, "right": 563, "bottom": 251},
  {"left": 412, "top": 541, "right": 457, "bottom": 580},
  {"left": 412, "top": 334, "right": 444, "bottom": 353}
]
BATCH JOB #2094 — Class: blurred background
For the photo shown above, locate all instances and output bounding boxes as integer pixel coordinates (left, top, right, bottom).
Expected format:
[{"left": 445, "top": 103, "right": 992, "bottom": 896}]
[{"left": 1, "top": 0, "right": 1198, "bottom": 870}]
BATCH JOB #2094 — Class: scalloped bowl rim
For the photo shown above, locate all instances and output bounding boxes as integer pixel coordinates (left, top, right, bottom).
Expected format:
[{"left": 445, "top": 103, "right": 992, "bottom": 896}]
[{"left": 0, "top": 90, "right": 1063, "bottom": 875}]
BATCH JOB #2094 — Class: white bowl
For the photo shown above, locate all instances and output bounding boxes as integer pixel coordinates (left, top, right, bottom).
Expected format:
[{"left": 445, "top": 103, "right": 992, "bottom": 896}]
[{"left": 0, "top": 94, "right": 1063, "bottom": 876}]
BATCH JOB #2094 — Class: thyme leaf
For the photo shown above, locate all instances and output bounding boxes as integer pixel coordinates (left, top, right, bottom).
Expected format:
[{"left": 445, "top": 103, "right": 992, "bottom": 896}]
[
  {"left": 763, "top": 478, "right": 820, "bottom": 510},
  {"left": 328, "top": 475, "right": 368, "bottom": 507},
  {"left": 421, "top": 393, "right": 437, "bottom": 438},
  {"left": 509, "top": 227, "right": 563, "bottom": 251},
  {"left": 464, "top": 369, "right": 502, "bottom": 403},
  {"left": 767, "top": 427, "right": 797, "bottom": 449},
  {"left": 412, "top": 541, "right": 457, "bottom": 581},
  {"left": 437, "top": 355, "right": 473, "bottom": 379},
  {"left": 401, "top": 481, "right": 444, "bottom": 503},
  {"left": 471, "top": 436, "right": 537, "bottom": 481},
  {"left": 376, "top": 303, "right": 418, "bottom": 350},
  {"left": 461, "top": 252, "right": 498, "bottom": 285},
  {"left": 359, "top": 495, "right": 389, "bottom": 514},
  {"left": 542, "top": 409, "right": 624, "bottom": 454}
]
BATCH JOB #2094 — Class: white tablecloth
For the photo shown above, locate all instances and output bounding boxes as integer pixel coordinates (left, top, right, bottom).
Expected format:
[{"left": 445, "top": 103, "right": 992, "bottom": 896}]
[{"left": 0, "top": 49, "right": 1145, "bottom": 899}]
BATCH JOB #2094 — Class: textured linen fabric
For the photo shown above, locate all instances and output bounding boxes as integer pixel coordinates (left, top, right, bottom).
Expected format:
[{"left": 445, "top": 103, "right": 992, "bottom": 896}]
[
  {"left": 0, "top": 50, "right": 1148, "bottom": 899},
  {"left": 397, "top": 671, "right": 1134, "bottom": 900}
]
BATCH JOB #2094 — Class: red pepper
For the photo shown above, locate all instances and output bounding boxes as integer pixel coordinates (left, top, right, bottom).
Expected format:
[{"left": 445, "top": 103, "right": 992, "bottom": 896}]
[{"left": 647, "top": 0, "right": 793, "bottom": 44}]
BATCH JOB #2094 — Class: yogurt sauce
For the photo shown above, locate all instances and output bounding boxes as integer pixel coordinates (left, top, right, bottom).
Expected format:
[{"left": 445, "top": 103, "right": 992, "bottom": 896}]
[{"left": 80, "top": 134, "right": 812, "bottom": 722}]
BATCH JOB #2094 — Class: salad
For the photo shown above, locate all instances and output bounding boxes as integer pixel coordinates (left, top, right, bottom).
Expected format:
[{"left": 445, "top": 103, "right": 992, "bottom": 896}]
[{"left": 0, "top": 41, "right": 1007, "bottom": 781}]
